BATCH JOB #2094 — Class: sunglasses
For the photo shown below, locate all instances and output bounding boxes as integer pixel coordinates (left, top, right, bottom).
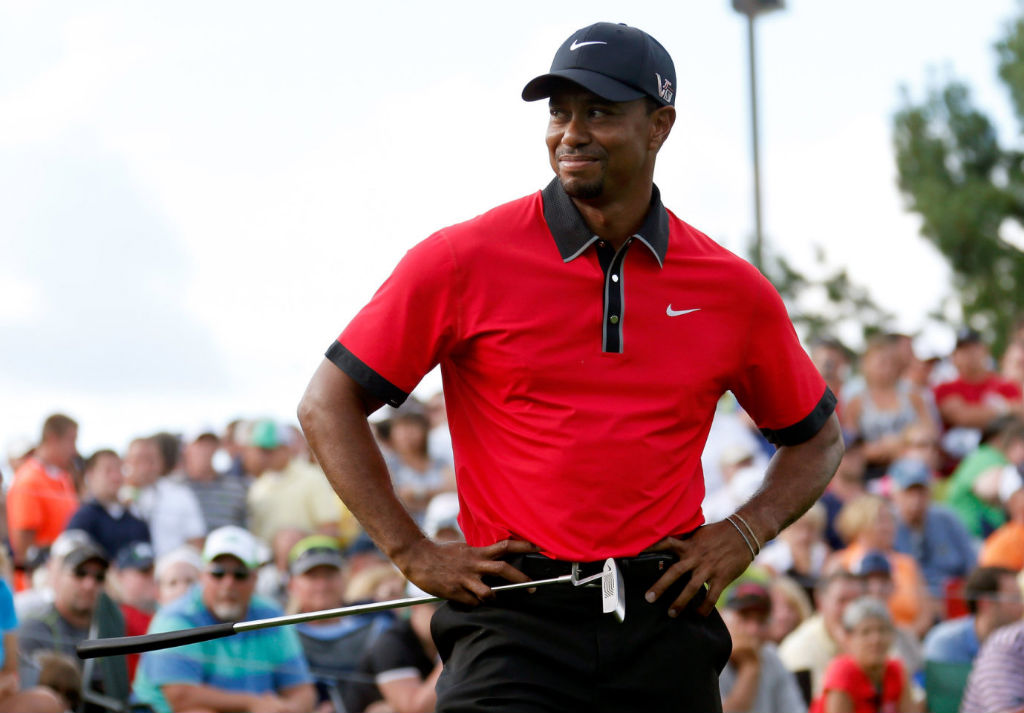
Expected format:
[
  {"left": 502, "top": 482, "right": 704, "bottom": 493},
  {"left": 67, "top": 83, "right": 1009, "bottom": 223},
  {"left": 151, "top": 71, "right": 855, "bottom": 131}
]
[
  {"left": 73, "top": 568, "right": 106, "bottom": 583},
  {"left": 207, "top": 567, "right": 251, "bottom": 582}
]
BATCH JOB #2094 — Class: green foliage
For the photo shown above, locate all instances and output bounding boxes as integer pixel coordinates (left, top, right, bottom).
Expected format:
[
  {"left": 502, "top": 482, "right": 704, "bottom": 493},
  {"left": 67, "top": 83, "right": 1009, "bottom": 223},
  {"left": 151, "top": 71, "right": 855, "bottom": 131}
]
[{"left": 893, "top": 13, "right": 1024, "bottom": 355}]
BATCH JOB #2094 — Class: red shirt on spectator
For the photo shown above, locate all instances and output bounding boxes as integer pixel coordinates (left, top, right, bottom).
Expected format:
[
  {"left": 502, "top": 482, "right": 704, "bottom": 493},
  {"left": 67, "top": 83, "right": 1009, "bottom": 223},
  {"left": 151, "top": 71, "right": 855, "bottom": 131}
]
[{"left": 811, "top": 654, "right": 904, "bottom": 713}]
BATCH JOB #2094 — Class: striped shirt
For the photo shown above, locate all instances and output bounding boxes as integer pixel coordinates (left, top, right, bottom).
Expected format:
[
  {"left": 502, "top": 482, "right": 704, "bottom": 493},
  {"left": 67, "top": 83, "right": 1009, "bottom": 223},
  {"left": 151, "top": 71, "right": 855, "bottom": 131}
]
[{"left": 960, "top": 619, "right": 1024, "bottom": 713}]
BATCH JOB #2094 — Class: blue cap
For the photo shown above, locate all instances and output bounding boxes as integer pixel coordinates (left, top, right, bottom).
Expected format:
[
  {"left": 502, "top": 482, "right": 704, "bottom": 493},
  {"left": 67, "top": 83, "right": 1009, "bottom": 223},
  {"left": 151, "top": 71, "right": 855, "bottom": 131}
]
[
  {"left": 853, "top": 550, "right": 892, "bottom": 578},
  {"left": 888, "top": 457, "right": 932, "bottom": 490},
  {"left": 522, "top": 23, "right": 676, "bottom": 106}
]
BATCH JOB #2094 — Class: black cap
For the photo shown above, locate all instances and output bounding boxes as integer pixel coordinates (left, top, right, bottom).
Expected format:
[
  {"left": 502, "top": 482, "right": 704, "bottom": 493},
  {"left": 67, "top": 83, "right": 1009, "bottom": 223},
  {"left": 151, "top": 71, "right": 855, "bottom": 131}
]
[
  {"left": 115, "top": 541, "right": 155, "bottom": 571},
  {"left": 522, "top": 22, "right": 676, "bottom": 106},
  {"left": 955, "top": 327, "right": 983, "bottom": 349}
]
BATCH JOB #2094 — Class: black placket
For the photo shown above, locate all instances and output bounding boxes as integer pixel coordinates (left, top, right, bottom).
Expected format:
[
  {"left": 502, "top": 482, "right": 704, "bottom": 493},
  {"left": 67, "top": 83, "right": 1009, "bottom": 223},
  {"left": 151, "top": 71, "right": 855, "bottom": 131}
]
[{"left": 596, "top": 238, "right": 633, "bottom": 354}]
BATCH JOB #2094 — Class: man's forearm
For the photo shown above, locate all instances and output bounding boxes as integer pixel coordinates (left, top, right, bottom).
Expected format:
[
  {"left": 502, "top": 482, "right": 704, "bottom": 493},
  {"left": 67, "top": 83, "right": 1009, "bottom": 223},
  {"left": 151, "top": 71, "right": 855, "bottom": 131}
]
[
  {"left": 161, "top": 683, "right": 265, "bottom": 712},
  {"left": 737, "top": 413, "right": 844, "bottom": 547},
  {"left": 297, "top": 361, "right": 425, "bottom": 564}
]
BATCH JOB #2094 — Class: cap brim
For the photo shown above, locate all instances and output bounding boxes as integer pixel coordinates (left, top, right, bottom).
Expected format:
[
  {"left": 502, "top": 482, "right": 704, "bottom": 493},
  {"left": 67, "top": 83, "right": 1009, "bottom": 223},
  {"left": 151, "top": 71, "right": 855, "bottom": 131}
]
[
  {"left": 292, "top": 553, "right": 344, "bottom": 576},
  {"left": 522, "top": 69, "right": 646, "bottom": 103}
]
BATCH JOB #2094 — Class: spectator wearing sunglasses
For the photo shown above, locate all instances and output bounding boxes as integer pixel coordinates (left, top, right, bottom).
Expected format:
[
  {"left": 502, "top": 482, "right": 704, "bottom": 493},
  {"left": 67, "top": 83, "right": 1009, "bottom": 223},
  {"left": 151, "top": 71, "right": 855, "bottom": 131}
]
[
  {"left": 133, "top": 526, "right": 315, "bottom": 713},
  {"left": 17, "top": 533, "right": 130, "bottom": 711}
]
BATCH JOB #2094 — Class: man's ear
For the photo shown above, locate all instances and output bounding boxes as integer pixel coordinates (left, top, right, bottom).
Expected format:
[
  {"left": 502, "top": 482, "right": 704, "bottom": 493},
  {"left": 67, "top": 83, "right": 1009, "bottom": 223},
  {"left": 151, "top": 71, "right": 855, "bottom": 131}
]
[{"left": 649, "top": 106, "right": 676, "bottom": 152}]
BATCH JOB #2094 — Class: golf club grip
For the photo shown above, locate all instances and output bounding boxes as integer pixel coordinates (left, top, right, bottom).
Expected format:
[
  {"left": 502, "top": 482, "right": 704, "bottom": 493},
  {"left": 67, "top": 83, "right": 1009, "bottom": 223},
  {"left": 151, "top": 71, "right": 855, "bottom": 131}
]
[{"left": 76, "top": 621, "right": 236, "bottom": 659}]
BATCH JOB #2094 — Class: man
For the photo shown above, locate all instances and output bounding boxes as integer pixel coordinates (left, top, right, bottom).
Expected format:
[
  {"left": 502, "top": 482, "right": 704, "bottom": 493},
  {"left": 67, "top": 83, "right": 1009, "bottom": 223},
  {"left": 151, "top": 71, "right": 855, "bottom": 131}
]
[
  {"left": 110, "top": 541, "right": 157, "bottom": 682},
  {"left": 17, "top": 535, "right": 130, "bottom": 712},
  {"left": 66, "top": 449, "right": 151, "bottom": 560},
  {"left": 889, "top": 456, "right": 976, "bottom": 598},
  {"left": 778, "top": 569, "right": 866, "bottom": 698},
  {"left": 958, "top": 618, "right": 1024, "bottom": 713},
  {"left": 288, "top": 535, "right": 392, "bottom": 711},
  {"left": 923, "top": 566, "right": 1022, "bottom": 666},
  {"left": 123, "top": 436, "right": 206, "bottom": 557},
  {"left": 718, "top": 580, "right": 806, "bottom": 713},
  {"left": 298, "top": 22, "right": 843, "bottom": 712},
  {"left": 133, "top": 525, "right": 315, "bottom": 713},
  {"left": 179, "top": 431, "right": 248, "bottom": 531},
  {"left": 819, "top": 432, "right": 867, "bottom": 550},
  {"left": 7, "top": 414, "right": 81, "bottom": 588},
  {"left": 934, "top": 327, "right": 1024, "bottom": 462},
  {"left": 245, "top": 420, "right": 343, "bottom": 544}
]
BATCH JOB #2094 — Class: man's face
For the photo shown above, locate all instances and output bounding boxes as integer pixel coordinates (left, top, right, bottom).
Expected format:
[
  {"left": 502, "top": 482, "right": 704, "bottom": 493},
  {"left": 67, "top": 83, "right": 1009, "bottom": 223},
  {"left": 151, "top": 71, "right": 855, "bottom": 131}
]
[
  {"left": 87, "top": 453, "right": 124, "bottom": 503},
  {"left": 124, "top": 441, "right": 161, "bottom": 487},
  {"left": 183, "top": 439, "right": 218, "bottom": 479},
  {"left": 115, "top": 566, "right": 157, "bottom": 610},
  {"left": 822, "top": 578, "right": 865, "bottom": 631},
  {"left": 200, "top": 555, "right": 255, "bottom": 622},
  {"left": 546, "top": 86, "right": 671, "bottom": 203},
  {"left": 289, "top": 564, "right": 345, "bottom": 614},
  {"left": 157, "top": 561, "right": 199, "bottom": 605},
  {"left": 54, "top": 558, "right": 106, "bottom": 622},
  {"left": 723, "top": 607, "right": 769, "bottom": 648},
  {"left": 893, "top": 484, "right": 929, "bottom": 526},
  {"left": 991, "top": 575, "right": 1024, "bottom": 627}
]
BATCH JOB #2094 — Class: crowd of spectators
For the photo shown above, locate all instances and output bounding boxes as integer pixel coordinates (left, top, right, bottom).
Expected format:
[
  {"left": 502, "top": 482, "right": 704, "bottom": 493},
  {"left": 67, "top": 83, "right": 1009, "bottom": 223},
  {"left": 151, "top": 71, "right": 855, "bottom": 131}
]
[{"left": 0, "top": 324, "right": 1023, "bottom": 712}]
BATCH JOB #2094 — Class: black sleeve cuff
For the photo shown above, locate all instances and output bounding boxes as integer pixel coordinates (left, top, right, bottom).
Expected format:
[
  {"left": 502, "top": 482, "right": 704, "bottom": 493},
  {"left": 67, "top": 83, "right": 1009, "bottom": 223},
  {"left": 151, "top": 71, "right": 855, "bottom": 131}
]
[
  {"left": 325, "top": 341, "right": 409, "bottom": 409},
  {"left": 759, "top": 386, "right": 837, "bottom": 447}
]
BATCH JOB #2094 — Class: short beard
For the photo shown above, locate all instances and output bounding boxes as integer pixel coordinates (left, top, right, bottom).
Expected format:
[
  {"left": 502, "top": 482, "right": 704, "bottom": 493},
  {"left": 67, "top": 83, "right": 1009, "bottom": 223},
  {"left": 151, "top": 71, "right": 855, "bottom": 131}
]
[
  {"left": 211, "top": 601, "right": 246, "bottom": 622},
  {"left": 560, "top": 175, "right": 604, "bottom": 200}
]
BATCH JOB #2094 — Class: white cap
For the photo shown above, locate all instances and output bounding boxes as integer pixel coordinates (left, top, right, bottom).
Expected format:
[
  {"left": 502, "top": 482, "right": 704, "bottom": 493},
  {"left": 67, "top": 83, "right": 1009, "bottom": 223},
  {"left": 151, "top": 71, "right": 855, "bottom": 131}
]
[
  {"left": 423, "top": 492, "right": 461, "bottom": 539},
  {"left": 155, "top": 545, "right": 204, "bottom": 581},
  {"left": 202, "top": 526, "right": 263, "bottom": 569},
  {"left": 999, "top": 464, "right": 1024, "bottom": 505}
]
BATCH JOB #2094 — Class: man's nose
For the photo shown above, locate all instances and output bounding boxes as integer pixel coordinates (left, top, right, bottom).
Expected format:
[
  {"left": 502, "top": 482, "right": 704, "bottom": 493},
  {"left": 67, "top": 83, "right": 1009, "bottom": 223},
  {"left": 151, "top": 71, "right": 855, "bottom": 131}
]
[{"left": 562, "top": 114, "right": 590, "bottom": 146}]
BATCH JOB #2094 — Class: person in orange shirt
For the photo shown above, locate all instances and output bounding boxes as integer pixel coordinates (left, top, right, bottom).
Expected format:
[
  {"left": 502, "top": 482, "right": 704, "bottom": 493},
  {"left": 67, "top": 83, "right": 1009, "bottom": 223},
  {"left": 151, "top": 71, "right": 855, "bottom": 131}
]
[
  {"left": 7, "top": 414, "right": 81, "bottom": 589},
  {"left": 832, "top": 494, "right": 934, "bottom": 638},
  {"left": 979, "top": 465, "right": 1024, "bottom": 571}
]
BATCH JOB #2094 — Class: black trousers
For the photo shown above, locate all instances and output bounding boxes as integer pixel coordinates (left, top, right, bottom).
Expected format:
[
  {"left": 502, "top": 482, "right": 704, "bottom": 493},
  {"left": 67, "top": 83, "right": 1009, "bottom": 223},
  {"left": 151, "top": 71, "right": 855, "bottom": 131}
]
[{"left": 431, "top": 554, "right": 732, "bottom": 713}]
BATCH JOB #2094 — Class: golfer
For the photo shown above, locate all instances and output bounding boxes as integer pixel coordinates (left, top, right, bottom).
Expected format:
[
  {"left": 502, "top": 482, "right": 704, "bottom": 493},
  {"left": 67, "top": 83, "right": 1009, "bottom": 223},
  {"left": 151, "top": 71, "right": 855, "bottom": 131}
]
[{"left": 299, "top": 21, "right": 843, "bottom": 713}]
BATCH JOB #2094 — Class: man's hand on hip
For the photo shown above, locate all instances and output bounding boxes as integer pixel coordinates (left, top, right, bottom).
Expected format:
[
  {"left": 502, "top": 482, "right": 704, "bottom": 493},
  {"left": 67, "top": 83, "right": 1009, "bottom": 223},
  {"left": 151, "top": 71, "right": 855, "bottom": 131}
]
[
  {"left": 394, "top": 538, "right": 539, "bottom": 606},
  {"left": 642, "top": 522, "right": 754, "bottom": 617}
]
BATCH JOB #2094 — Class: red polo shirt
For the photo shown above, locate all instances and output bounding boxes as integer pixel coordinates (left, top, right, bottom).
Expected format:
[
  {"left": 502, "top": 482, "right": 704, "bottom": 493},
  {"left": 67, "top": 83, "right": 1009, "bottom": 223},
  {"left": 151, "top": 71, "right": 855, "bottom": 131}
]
[{"left": 330, "top": 180, "right": 833, "bottom": 561}]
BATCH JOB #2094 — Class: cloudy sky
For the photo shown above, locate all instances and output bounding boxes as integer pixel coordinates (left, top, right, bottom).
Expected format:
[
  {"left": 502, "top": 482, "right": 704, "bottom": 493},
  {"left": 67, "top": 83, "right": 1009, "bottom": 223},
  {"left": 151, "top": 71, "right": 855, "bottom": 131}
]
[{"left": 2, "top": 0, "right": 1020, "bottom": 454}]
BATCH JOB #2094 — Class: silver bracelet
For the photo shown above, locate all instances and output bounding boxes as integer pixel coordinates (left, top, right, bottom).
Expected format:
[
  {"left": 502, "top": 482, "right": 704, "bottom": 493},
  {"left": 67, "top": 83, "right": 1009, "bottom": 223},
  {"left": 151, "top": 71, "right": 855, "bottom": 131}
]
[
  {"left": 732, "top": 513, "right": 761, "bottom": 554},
  {"left": 725, "top": 516, "right": 757, "bottom": 562}
]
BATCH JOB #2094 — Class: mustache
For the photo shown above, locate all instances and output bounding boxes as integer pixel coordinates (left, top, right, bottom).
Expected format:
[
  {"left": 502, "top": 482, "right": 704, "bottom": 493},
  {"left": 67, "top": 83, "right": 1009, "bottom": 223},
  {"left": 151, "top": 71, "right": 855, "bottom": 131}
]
[{"left": 556, "top": 150, "right": 603, "bottom": 161}]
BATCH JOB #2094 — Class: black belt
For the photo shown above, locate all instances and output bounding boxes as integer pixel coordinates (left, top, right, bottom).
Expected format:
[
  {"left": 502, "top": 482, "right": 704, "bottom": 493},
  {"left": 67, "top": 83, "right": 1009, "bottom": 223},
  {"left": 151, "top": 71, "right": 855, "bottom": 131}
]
[{"left": 512, "top": 552, "right": 678, "bottom": 585}]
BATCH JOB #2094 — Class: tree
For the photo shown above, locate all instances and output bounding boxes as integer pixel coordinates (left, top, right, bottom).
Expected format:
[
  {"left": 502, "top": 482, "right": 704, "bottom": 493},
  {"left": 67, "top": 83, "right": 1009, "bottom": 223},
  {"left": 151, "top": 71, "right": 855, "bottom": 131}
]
[{"left": 893, "top": 13, "right": 1024, "bottom": 355}]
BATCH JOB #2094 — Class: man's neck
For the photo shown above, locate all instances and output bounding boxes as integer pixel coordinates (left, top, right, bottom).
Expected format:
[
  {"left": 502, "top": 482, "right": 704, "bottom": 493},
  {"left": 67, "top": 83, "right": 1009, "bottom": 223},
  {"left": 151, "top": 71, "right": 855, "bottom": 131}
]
[
  {"left": 56, "top": 604, "right": 91, "bottom": 631},
  {"left": 570, "top": 184, "right": 654, "bottom": 250}
]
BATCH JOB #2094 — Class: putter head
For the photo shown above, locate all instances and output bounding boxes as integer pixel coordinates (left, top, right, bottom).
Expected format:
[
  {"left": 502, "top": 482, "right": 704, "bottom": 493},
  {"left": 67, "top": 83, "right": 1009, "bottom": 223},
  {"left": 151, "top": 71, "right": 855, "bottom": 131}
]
[
  {"left": 601, "top": 558, "right": 626, "bottom": 623},
  {"left": 571, "top": 560, "right": 625, "bottom": 622}
]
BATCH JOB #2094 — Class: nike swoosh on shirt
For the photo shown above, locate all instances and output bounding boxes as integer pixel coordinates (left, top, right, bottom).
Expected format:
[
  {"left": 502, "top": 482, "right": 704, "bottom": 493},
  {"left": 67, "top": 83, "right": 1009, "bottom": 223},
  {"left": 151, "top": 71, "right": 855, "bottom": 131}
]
[
  {"left": 666, "top": 306, "right": 701, "bottom": 317},
  {"left": 570, "top": 40, "right": 608, "bottom": 51}
]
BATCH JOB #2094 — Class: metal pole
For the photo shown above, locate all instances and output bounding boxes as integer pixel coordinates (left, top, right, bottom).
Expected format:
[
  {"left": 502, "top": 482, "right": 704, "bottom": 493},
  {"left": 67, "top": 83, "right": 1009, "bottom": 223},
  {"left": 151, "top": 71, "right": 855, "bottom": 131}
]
[{"left": 746, "top": 13, "right": 764, "bottom": 272}]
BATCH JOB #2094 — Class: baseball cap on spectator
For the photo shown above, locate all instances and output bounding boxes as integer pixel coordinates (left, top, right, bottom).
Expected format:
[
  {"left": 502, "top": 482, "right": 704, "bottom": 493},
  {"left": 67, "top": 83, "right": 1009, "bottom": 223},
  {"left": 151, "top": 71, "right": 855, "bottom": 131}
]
[
  {"left": 955, "top": 327, "right": 983, "bottom": 349},
  {"left": 888, "top": 457, "right": 932, "bottom": 491},
  {"left": 289, "top": 535, "right": 345, "bottom": 576},
  {"left": 725, "top": 580, "right": 771, "bottom": 614},
  {"left": 155, "top": 545, "right": 204, "bottom": 581},
  {"left": 248, "top": 419, "right": 290, "bottom": 450},
  {"left": 58, "top": 537, "right": 109, "bottom": 571},
  {"left": 522, "top": 22, "right": 676, "bottom": 107},
  {"left": 853, "top": 550, "right": 892, "bottom": 578},
  {"left": 424, "top": 492, "right": 462, "bottom": 539},
  {"left": 203, "top": 526, "right": 263, "bottom": 569},
  {"left": 116, "top": 541, "right": 155, "bottom": 571},
  {"left": 4, "top": 435, "right": 34, "bottom": 463}
]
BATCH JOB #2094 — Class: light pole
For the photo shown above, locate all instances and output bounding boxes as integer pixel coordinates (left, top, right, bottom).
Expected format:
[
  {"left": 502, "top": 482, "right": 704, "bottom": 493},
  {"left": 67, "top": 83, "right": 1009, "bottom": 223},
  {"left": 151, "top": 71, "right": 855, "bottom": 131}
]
[{"left": 732, "top": 0, "right": 783, "bottom": 273}]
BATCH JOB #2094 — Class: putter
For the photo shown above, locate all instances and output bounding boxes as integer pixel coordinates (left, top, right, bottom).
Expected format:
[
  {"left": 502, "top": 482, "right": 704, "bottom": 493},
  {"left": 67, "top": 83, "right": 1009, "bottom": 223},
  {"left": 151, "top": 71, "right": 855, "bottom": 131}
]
[{"left": 77, "top": 573, "right": 575, "bottom": 660}]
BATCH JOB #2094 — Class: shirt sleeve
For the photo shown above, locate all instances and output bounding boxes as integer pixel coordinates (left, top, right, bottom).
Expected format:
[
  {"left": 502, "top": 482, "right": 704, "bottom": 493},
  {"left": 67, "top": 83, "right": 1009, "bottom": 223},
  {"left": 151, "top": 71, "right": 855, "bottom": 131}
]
[
  {"left": 6, "top": 475, "right": 43, "bottom": 532},
  {"left": 820, "top": 655, "right": 861, "bottom": 694},
  {"left": 727, "top": 274, "right": 835, "bottom": 447},
  {"left": 329, "top": 232, "right": 461, "bottom": 407},
  {"left": 0, "top": 582, "right": 17, "bottom": 632}
]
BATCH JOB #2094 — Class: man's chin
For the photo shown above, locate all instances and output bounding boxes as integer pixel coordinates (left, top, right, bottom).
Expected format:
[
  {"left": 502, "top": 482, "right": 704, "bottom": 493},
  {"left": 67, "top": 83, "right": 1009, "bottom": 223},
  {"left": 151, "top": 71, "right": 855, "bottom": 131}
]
[
  {"left": 211, "top": 603, "right": 246, "bottom": 621},
  {"left": 560, "top": 176, "right": 604, "bottom": 201}
]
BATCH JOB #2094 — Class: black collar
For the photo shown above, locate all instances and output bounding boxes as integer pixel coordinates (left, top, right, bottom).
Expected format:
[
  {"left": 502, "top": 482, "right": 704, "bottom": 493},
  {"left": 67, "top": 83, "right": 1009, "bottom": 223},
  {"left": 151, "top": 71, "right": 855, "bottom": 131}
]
[{"left": 541, "top": 178, "right": 669, "bottom": 267}]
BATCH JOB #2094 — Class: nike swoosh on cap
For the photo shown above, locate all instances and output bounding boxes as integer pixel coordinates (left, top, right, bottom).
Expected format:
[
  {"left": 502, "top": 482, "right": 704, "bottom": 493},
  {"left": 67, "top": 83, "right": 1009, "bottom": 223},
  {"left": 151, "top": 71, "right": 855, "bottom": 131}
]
[
  {"left": 666, "top": 306, "right": 701, "bottom": 317},
  {"left": 569, "top": 40, "right": 608, "bottom": 51}
]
